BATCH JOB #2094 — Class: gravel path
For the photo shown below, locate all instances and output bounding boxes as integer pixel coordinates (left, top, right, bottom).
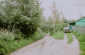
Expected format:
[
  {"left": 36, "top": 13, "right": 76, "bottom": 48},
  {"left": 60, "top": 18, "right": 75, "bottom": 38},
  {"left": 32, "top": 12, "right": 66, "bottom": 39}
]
[{"left": 10, "top": 33, "right": 80, "bottom": 55}]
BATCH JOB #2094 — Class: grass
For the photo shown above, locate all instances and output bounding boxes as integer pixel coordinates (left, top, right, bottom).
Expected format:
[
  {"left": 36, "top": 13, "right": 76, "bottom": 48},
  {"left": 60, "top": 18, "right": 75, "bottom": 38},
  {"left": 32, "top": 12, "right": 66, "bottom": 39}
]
[
  {"left": 72, "top": 31, "right": 85, "bottom": 55},
  {"left": 51, "top": 31, "right": 64, "bottom": 40},
  {"left": 0, "top": 38, "right": 35, "bottom": 55},
  {"left": 66, "top": 33, "right": 73, "bottom": 44}
]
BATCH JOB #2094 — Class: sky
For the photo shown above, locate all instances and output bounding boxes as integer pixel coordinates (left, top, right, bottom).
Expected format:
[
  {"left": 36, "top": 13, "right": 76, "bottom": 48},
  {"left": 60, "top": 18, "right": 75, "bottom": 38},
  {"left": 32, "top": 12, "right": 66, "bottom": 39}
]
[{"left": 39, "top": 0, "right": 85, "bottom": 20}]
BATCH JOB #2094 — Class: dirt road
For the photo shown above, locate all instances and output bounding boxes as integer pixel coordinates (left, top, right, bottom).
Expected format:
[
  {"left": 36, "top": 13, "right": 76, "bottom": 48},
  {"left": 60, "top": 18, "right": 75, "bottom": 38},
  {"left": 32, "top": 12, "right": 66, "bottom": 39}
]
[{"left": 10, "top": 33, "right": 80, "bottom": 55}]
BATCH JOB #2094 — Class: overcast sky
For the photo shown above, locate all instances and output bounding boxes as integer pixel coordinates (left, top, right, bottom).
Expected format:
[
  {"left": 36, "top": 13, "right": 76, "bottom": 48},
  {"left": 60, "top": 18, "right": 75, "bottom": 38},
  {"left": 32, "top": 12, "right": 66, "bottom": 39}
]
[
  {"left": 0, "top": 0, "right": 85, "bottom": 20},
  {"left": 39, "top": 0, "right": 85, "bottom": 20}
]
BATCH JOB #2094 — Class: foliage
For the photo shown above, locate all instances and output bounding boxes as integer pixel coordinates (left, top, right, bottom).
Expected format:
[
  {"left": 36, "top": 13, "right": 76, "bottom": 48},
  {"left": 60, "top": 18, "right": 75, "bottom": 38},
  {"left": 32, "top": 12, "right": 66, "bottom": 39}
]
[
  {"left": 0, "top": 29, "right": 14, "bottom": 42},
  {"left": 51, "top": 31, "right": 64, "bottom": 40},
  {"left": 62, "top": 14, "right": 67, "bottom": 23},
  {"left": 40, "top": 23, "right": 66, "bottom": 34},
  {"left": 66, "top": 33, "right": 73, "bottom": 44},
  {"left": 72, "top": 31, "right": 85, "bottom": 55},
  {"left": 30, "top": 28, "right": 45, "bottom": 41},
  {"left": 0, "top": 0, "right": 45, "bottom": 55},
  {"left": 0, "top": 28, "right": 45, "bottom": 55},
  {"left": 0, "top": 38, "right": 34, "bottom": 55},
  {"left": 0, "top": 0, "right": 43, "bottom": 36},
  {"left": 51, "top": 2, "right": 61, "bottom": 24},
  {"left": 63, "top": 18, "right": 67, "bottom": 23}
]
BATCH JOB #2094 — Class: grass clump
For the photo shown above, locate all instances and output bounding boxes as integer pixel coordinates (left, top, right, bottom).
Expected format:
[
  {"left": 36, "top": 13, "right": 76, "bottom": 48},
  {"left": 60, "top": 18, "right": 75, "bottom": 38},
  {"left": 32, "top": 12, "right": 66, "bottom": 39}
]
[
  {"left": 66, "top": 33, "right": 73, "bottom": 44},
  {"left": 72, "top": 31, "right": 85, "bottom": 55},
  {"left": 51, "top": 31, "right": 64, "bottom": 40}
]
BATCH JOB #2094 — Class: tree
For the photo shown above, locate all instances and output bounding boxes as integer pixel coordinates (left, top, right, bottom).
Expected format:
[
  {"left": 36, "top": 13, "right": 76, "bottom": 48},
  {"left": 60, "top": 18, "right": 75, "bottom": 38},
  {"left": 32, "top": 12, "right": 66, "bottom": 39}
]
[
  {"left": 50, "top": 2, "right": 61, "bottom": 32},
  {"left": 64, "top": 19, "right": 67, "bottom": 23},
  {"left": 0, "top": 0, "right": 43, "bottom": 36},
  {"left": 62, "top": 15, "right": 67, "bottom": 23}
]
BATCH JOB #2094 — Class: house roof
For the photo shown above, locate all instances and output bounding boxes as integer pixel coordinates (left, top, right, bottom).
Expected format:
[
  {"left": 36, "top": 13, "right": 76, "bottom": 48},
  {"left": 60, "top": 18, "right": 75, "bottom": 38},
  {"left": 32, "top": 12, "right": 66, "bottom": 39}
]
[
  {"left": 68, "top": 16, "right": 85, "bottom": 24},
  {"left": 75, "top": 16, "right": 85, "bottom": 22}
]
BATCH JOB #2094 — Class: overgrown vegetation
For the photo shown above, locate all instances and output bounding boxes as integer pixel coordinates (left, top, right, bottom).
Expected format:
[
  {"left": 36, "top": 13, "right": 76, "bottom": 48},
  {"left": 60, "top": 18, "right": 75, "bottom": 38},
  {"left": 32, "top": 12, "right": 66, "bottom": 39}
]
[
  {"left": 72, "top": 31, "right": 85, "bottom": 55},
  {"left": 51, "top": 31, "right": 64, "bottom": 40},
  {"left": 0, "top": 0, "right": 43, "bottom": 36},
  {"left": 0, "top": 0, "right": 45, "bottom": 55},
  {"left": 0, "top": 28, "right": 45, "bottom": 55},
  {"left": 0, "top": 0, "right": 67, "bottom": 55},
  {"left": 66, "top": 33, "right": 73, "bottom": 44},
  {"left": 40, "top": 2, "right": 67, "bottom": 34},
  {"left": 40, "top": 23, "right": 66, "bottom": 34}
]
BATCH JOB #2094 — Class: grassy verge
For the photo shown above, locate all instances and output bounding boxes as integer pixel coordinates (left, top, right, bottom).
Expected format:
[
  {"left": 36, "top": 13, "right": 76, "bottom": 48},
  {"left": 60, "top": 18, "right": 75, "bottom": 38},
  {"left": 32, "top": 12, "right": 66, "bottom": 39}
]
[
  {"left": 72, "top": 32, "right": 85, "bottom": 55},
  {"left": 51, "top": 31, "right": 64, "bottom": 40},
  {"left": 0, "top": 28, "right": 45, "bottom": 55},
  {"left": 66, "top": 33, "right": 73, "bottom": 44}
]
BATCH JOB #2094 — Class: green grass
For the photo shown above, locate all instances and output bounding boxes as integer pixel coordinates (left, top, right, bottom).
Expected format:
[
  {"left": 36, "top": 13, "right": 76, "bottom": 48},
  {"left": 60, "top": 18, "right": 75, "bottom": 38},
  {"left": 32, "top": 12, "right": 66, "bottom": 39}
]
[
  {"left": 72, "top": 31, "right": 85, "bottom": 55},
  {"left": 0, "top": 38, "right": 35, "bottom": 55},
  {"left": 66, "top": 33, "right": 73, "bottom": 44},
  {"left": 51, "top": 31, "right": 64, "bottom": 40}
]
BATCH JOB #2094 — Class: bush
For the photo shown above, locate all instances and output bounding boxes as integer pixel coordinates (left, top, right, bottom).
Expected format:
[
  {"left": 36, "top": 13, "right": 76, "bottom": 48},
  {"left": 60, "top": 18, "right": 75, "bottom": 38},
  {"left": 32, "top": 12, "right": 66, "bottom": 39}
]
[
  {"left": 14, "top": 31, "right": 25, "bottom": 40},
  {"left": 0, "top": 0, "right": 43, "bottom": 37},
  {"left": 30, "top": 28, "right": 45, "bottom": 41},
  {"left": 0, "top": 28, "right": 45, "bottom": 55},
  {"left": 0, "top": 29, "right": 14, "bottom": 42}
]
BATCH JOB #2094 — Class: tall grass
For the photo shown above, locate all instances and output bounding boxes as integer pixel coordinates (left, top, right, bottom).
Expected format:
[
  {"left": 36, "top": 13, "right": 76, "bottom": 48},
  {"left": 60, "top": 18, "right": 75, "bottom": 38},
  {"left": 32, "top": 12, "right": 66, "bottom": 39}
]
[{"left": 51, "top": 31, "right": 64, "bottom": 40}]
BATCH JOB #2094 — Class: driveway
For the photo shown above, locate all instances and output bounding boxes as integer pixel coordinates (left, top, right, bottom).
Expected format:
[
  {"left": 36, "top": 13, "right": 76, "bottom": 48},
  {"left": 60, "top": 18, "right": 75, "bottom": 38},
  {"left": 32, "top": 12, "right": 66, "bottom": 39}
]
[{"left": 10, "top": 33, "right": 80, "bottom": 55}]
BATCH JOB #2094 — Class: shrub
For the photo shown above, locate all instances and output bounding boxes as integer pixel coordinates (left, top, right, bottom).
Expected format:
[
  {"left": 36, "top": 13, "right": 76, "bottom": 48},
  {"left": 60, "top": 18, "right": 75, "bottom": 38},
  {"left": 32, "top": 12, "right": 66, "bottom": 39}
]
[
  {"left": 0, "top": 29, "right": 14, "bottom": 42},
  {"left": 14, "top": 31, "right": 25, "bottom": 40},
  {"left": 30, "top": 28, "right": 45, "bottom": 41},
  {"left": 0, "top": 28, "right": 45, "bottom": 55},
  {"left": 0, "top": 0, "right": 43, "bottom": 37}
]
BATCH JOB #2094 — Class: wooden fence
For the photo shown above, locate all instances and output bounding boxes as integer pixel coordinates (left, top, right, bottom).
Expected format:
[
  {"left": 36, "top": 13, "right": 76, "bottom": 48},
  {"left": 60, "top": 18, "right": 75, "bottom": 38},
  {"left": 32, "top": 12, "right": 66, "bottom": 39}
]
[{"left": 72, "top": 25, "right": 85, "bottom": 34}]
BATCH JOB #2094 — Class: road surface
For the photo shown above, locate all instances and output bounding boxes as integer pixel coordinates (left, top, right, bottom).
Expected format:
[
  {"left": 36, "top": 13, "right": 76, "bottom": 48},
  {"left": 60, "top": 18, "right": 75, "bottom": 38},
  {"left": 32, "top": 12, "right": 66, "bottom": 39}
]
[{"left": 10, "top": 33, "right": 80, "bottom": 55}]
